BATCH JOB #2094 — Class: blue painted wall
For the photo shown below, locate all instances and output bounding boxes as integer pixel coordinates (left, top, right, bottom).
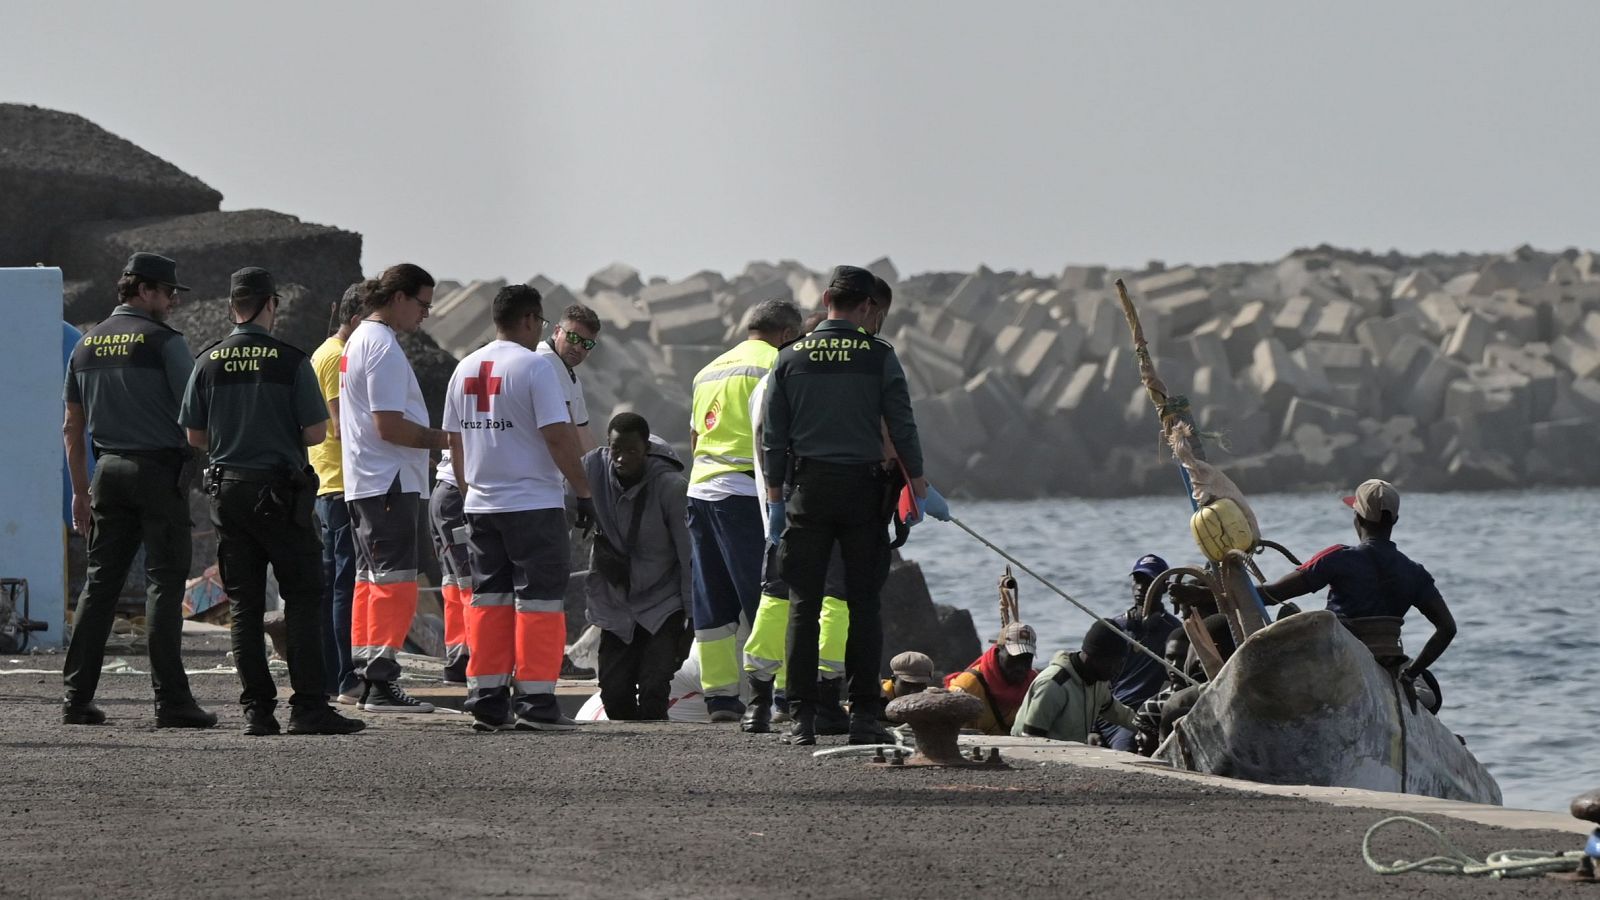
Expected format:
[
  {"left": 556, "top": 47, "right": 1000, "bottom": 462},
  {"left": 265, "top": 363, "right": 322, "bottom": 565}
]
[{"left": 0, "top": 268, "right": 67, "bottom": 649}]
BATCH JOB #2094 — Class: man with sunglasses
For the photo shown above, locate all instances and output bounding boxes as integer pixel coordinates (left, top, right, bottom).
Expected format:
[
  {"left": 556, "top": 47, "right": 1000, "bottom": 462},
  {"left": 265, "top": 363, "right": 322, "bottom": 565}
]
[
  {"left": 61, "top": 252, "right": 216, "bottom": 728},
  {"left": 536, "top": 304, "right": 602, "bottom": 454}
]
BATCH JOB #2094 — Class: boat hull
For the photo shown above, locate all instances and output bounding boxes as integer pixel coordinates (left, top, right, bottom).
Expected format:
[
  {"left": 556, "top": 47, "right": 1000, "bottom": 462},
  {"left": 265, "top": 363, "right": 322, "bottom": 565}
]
[{"left": 1154, "top": 609, "right": 1502, "bottom": 806}]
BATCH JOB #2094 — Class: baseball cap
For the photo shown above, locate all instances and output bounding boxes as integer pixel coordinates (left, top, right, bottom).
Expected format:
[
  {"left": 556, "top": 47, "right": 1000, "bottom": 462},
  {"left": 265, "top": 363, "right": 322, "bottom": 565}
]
[
  {"left": 229, "top": 267, "right": 278, "bottom": 301},
  {"left": 1130, "top": 554, "right": 1169, "bottom": 580},
  {"left": 998, "top": 622, "right": 1037, "bottom": 656},
  {"left": 123, "top": 252, "right": 190, "bottom": 291},
  {"left": 827, "top": 265, "right": 876, "bottom": 296},
  {"left": 1343, "top": 479, "right": 1400, "bottom": 522},
  {"left": 889, "top": 650, "right": 934, "bottom": 684}
]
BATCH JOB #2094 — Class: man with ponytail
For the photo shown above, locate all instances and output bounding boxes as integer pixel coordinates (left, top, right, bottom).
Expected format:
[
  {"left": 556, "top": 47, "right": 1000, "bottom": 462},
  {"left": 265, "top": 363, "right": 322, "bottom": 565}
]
[{"left": 340, "top": 263, "right": 451, "bottom": 712}]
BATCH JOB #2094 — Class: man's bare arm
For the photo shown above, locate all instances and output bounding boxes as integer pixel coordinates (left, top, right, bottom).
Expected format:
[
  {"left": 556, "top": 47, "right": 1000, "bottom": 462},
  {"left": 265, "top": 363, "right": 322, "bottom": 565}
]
[
  {"left": 539, "top": 421, "right": 592, "bottom": 498},
  {"left": 373, "top": 411, "right": 449, "bottom": 450}
]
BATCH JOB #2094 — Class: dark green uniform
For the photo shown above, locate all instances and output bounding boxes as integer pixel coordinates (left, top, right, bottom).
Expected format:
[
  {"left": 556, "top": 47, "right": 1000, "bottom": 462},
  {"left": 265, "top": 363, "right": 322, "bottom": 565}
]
[
  {"left": 762, "top": 305, "right": 924, "bottom": 717},
  {"left": 63, "top": 304, "right": 201, "bottom": 710},
  {"left": 180, "top": 323, "right": 330, "bottom": 714}
]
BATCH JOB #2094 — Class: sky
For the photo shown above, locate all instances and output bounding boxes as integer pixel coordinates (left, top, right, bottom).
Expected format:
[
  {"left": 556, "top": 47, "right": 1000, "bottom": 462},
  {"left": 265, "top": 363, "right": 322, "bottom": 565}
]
[{"left": 6, "top": 1, "right": 1598, "bottom": 287}]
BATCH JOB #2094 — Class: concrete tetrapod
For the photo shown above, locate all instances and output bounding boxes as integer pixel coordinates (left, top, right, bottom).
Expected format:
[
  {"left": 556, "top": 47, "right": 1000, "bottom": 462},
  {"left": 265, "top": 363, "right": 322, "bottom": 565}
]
[{"left": 885, "top": 687, "right": 1004, "bottom": 767}]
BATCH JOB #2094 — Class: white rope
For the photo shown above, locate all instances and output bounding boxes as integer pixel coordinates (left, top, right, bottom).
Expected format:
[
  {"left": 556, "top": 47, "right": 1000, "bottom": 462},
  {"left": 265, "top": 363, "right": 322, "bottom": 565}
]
[
  {"left": 1361, "top": 815, "right": 1585, "bottom": 878},
  {"left": 948, "top": 517, "right": 1200, "bottom": 688}
]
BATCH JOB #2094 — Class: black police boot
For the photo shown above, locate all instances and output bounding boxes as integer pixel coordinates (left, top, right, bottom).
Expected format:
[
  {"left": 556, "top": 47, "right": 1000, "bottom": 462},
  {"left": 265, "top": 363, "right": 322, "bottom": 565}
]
[
  {"left": 784, "top": 704, "right": 816, "bottom": 746},
  {"left": 848, "top": 707, "right": 894, "bottom": 745},
  {"left": 155, "top": 701, "right": 218, "bottom": 729},
  {"left": 740, "top": 676, "right": 774, "bottom": 734},
  {"left": 244, "top": 705, "right": 280, "bottom": 737},
  {"left": 62, "top": 701, "right": 106, "bottom": 726},
  {"left": 287, "top": 705, "right": 367, "bottom": 735},
  {"left": 814, "top": 678, "right": 850, "bottom": 736}
]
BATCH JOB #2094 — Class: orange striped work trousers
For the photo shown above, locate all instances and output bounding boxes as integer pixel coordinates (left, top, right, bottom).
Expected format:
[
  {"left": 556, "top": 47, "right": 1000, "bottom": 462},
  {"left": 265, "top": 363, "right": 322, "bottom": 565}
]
[
  {"left": 462, "top": 507, "right": 570, "bottom": 721},
  {"left": 348, "top": 490, "right": 421, "bottom": 685},
  {"left": 427, "top": 481, "right": 472, "bottom": 667}
]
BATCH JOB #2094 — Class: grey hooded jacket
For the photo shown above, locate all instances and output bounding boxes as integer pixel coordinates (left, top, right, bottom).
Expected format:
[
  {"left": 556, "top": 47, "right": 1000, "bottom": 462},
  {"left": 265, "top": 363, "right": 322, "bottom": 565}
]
[{"left": 582, "top": 436, "right": 692, "bottom": 641}]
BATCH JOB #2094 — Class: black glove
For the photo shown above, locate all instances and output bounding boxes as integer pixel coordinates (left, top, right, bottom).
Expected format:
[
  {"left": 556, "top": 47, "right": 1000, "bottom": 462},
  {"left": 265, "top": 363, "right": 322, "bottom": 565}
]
[{"left": 573, "top": 496, "right": 596, "bottom": 536}]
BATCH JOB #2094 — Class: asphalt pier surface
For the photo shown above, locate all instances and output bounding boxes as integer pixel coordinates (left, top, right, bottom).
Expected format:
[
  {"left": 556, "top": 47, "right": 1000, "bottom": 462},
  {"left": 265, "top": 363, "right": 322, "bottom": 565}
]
[{"left": 0, "top": 645, "right": 1587, "bottom": 899}]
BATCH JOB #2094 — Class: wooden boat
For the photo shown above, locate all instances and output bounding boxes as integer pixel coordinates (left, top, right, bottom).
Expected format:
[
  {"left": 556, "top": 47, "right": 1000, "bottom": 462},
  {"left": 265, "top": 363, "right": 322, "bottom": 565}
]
[{"left": 1153, "top": 608, "right": 1502, "bottom": 805}]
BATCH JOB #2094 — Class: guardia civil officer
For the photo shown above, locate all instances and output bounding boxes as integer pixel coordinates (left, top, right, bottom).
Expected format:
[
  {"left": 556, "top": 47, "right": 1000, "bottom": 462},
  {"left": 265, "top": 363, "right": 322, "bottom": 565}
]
[
  {"left": 761, "top": 265, "right": 952, "bottom": 745},
  {"left": 179, "top": 269, "right": 366, "bottom": 736},
  {"left": 61, "top": 252, "right": 216, "bottom": 728}
]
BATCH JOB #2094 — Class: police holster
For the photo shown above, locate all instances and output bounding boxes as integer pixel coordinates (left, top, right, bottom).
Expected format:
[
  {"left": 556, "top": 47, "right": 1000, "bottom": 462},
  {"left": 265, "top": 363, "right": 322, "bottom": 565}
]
[{"left": 207, "top": 464, "right": 317, "bottom": 530}]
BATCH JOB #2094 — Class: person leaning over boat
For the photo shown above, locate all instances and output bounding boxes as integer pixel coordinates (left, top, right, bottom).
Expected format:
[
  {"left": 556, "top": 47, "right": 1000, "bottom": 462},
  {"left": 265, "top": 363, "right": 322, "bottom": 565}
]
[
  {"left": 1098, "top": 554, "right": 1182, "bottom": 752},
  {"left": 763, "top": 265, "right": 946, "bottom": 746},
  {"left": 1257, "top": 479, "right": 1455, "bottom": 706},
  {"left": 1011, "top": 620, "right": 1137, "bottom": 743},
  {"left": 180, "top": 267, "right": 365, "bottom": 737},
  {"left": 945, "top": 622, "right": 1038, "bottom": 735}
]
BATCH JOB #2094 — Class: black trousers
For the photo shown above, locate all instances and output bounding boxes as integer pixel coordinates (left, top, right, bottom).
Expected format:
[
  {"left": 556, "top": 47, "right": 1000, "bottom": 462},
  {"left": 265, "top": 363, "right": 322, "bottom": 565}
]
[
  {"left": 64, "top": 451, "right": 196, "bottom": 707},
  {"left": 779, "top": 462, "right": 889, "bottom": 712},
  {"left": 211, "top": 478, "right": 327, "bottom": 711},
  {"left": 598, "top": 611, "right": 687, "bottom": 720}
]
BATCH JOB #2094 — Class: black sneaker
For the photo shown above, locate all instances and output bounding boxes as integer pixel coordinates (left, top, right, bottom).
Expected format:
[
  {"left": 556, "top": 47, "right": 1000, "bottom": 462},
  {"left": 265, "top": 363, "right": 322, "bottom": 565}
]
[
  {"left": 244, "top": 707, "right": 280, "bottom": 737},
  {"left": 471, "top": 709, "right": 516, "bottom": 733},
  {"left": 287, "top": 706, "right": 366, "bottom": 735},
  {"left": 156, "top": 702, "right": 219, "bottom": 729},
  {"left": 361, "top": 681, "right": 435, "bottom": 713},
  {"left": 514, "top": 712, "right": 580, "bottom": 732},
  {"left": 62, "top": 702, "right": 106, "bottom": 726}
]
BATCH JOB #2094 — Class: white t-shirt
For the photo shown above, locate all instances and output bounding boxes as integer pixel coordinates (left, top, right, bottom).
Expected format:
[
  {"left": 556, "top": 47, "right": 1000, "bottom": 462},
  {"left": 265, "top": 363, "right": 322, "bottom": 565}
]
[
  {"left": 434, "top": 449, "right": 456, "bottom": 486},
  {"left": 750, "top": 373, "right": 776, "bottom": 538},
  {"left": 442, "top": 340, "right": 570, "bottom": 514},
  {"left": 340, "top": 320, "right": 431, "bottom": 500},
  {"left": 536, "top": 340, "right": 588, "bottom": 426}
]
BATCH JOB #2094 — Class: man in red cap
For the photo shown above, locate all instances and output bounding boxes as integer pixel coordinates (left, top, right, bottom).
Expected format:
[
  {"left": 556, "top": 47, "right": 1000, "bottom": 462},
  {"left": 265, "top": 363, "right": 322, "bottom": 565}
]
[{"left": 1259, "top": 479, "right": 1457, "bottom": 701}]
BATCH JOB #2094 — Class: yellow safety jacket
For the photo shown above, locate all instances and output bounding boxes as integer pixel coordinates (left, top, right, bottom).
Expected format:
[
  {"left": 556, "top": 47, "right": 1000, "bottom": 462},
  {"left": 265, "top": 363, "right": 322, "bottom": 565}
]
[{"left": 690, "top": 339, "right": 777, "bottom": 485}]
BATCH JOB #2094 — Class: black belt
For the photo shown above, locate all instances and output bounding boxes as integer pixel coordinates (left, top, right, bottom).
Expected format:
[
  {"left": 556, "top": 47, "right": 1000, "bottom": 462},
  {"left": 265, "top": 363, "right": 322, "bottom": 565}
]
[
  {"left": 794, "top": 458, "right": 884, "bottom": 478},
  {"left": 211, "top": 465, "right": 279, "bottom": 483},
  {"left": 95, "top": 446, "right": 186, "bottom": 465}
]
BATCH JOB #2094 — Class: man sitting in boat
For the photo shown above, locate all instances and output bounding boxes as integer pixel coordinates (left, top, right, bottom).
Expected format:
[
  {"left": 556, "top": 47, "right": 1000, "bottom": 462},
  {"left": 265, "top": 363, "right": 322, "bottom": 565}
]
[
  {"left": 1256, "top": 479, "right": 1456, "bottom": 704},
  {"left": 944, "top": 622, "right": 1038, "bottom": 735},
  {"left": 1098, "top": 555, "right": 1182, "bottom": 752},
  {"left": 1010, "top": 621, "right": 1137, "bottom": 743},
  {"left": 1133, "top": 629, "right": 1191, "bottom": 755},
  {"left": 1147, "top": 613, "right": 1237, "bottom": 748}
]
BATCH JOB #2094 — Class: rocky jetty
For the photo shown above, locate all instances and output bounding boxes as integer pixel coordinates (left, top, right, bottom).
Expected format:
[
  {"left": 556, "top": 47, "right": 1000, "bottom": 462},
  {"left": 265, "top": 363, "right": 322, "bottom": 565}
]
[{"left": 425, "top": 246, "right": 1600, "bottom": 498}]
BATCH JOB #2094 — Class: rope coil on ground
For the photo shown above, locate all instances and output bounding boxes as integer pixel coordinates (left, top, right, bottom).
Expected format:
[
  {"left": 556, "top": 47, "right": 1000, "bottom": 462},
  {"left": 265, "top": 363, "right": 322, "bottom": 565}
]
[{"left": 1361, "top": 815, "right": 1584, "bottom": 878}]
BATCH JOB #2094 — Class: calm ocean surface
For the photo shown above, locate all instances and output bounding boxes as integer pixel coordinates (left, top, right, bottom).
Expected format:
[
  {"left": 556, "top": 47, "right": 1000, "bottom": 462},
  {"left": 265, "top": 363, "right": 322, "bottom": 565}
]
[{"left": 902, "top": 487, "right": 1600, "bottom": 813}]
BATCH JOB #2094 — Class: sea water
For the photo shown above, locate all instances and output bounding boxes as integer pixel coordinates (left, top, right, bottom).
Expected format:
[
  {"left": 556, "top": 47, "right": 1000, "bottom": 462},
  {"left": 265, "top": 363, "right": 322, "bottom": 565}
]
[{"left": 903, "top": 487, "right": 1600, "bottom": 814}]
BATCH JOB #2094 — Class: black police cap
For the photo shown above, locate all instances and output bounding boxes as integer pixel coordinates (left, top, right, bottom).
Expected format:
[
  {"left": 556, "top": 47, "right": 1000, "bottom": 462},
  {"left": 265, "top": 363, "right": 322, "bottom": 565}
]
[
  {"left": 123, "top": 252, "right": 190, "bottom": 291},
  {"left": 229, "top": 267, "right": 278, "bottom": 301}
]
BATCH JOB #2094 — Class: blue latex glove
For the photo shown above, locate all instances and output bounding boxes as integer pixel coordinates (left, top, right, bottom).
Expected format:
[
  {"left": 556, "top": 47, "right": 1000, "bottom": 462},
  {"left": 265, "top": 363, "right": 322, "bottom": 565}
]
[
  {"left": 765, "top": 500, "right": 786, "bottom": 545},
  {"left": 922, "top": 484, "right": 951, "bottom": 522}
]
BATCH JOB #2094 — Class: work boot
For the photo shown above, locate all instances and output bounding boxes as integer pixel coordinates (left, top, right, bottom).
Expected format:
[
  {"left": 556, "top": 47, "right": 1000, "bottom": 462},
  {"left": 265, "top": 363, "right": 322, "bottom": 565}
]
[
  {"left": 814, "top": 679, "right": 850, "bottom": 736},
  {"left": 705, "top": 696, "right": 745, "bottom": 724},
  {"left": 62, "top": 702, "right": 106, "bottom": 726},
  {"left": 740, "top": 677, "right": 774, "bottom": 734},
  {"left": 287, "top": 706, "right": 366, "bottom": 735},
  {"left": 244, "top": 705, "right": 280, "bottom": 737},
  {"left": 771, "top": 691, "right": 792, "bottom": 724},
  {"left": 784, "top": 705, "right": 816, "bottom": 746},
  {"left": 156, "top": 701, "right": 219, "bottom": 729},
  {"left": 442, "top": 655, "right": 469, "bottom": 685},
  {"left": 848, "top": 712, "right": 894, "bottom": 746}
]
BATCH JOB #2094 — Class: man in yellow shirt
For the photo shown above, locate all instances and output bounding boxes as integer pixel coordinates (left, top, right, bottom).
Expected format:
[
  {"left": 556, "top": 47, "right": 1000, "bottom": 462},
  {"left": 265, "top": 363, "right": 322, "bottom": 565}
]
[{"left": 310, "top": 284, "right": 364, "bottom": 703}]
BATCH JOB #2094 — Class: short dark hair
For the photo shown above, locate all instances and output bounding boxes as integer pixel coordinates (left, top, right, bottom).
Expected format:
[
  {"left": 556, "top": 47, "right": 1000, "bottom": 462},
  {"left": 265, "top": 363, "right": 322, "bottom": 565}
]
[
  {"left": 824, "top": 286, "right": 871, "bottom": 313},
  {"left": 872, "top": 276, "right": 893, "bottom": 307},
  {"left": 329, "top": 281, "right": 366, "bottom": 335},
  {"left": 563, "top": 304, "right": 602, "bottom": 335},
  {"left": 748, "top": 298, "right": 801, "bottom": 335},
  {"left": 492, "top": 284, "right": 544, "bottom": 329},
  {"left": 361, "top": 263, "right": 435, "bottom": 313},
  {"left": 1356, "top": 511, "right": 1396, "bottom": 534},
  {"left": 608, "top": 411, "right": 650, "bottom": 442},
  {"left": 231, "top": 290, "right": 274, "bottom": 322}
]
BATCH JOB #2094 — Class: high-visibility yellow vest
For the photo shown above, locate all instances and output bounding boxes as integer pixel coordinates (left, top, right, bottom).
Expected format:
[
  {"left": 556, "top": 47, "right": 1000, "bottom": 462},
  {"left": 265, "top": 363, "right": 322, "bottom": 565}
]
[{"left": 690, "top": 339, "right": 777, "bottom": 485}]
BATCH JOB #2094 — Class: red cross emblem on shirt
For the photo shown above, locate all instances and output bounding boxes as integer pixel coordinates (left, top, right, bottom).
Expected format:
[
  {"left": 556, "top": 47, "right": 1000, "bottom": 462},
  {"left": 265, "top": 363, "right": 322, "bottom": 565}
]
[{"left": 464, "top": 360, "right": 502, "bottom": 412}]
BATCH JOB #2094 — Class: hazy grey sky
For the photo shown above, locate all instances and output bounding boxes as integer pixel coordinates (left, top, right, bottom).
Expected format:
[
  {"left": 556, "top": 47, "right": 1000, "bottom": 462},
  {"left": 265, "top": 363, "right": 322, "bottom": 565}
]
[{"left": 7, "top": 1, "right": 1597, "bottom": 286}]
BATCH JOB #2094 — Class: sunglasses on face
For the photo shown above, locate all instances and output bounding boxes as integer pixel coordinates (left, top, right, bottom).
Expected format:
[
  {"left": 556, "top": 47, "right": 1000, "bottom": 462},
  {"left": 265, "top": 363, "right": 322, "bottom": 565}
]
[{"left": 563, "top": 330, "right": 597, "bottom": 351}]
